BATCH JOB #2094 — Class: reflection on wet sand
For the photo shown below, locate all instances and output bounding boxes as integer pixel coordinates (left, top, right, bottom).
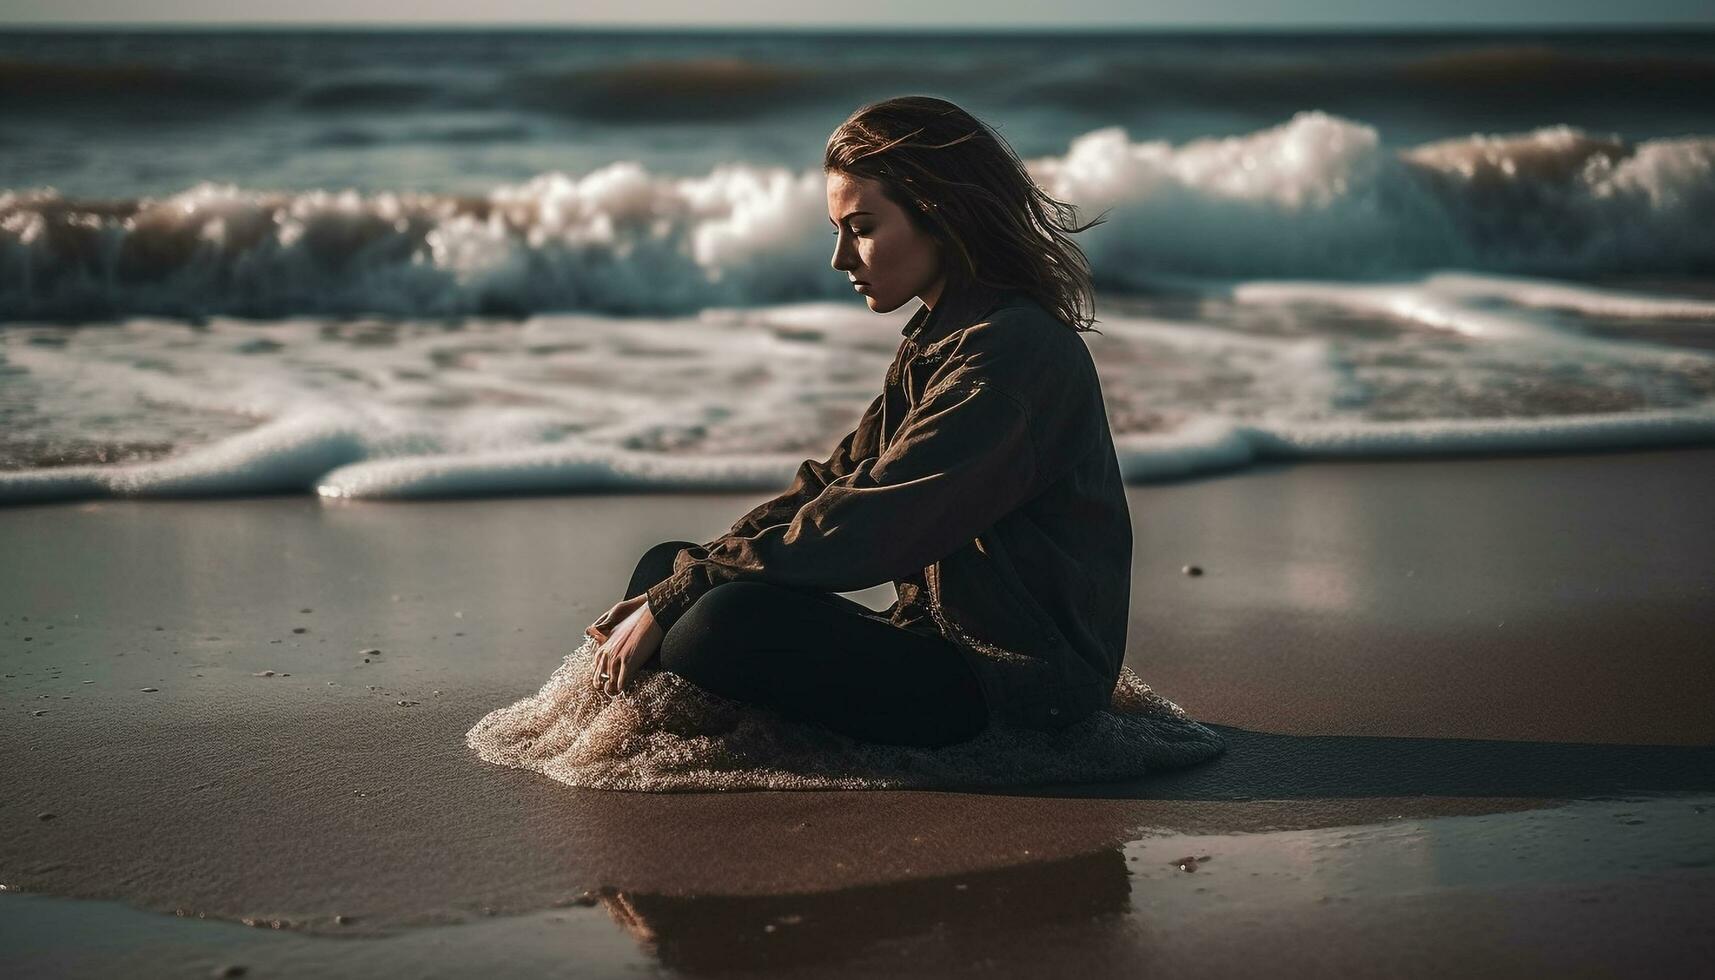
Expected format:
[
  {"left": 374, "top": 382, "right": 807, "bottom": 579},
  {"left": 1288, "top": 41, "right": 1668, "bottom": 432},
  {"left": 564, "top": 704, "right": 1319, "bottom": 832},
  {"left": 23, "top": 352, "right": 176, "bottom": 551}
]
[{"left": 593, "top": 848, "right": 1130, "bottom": 974}]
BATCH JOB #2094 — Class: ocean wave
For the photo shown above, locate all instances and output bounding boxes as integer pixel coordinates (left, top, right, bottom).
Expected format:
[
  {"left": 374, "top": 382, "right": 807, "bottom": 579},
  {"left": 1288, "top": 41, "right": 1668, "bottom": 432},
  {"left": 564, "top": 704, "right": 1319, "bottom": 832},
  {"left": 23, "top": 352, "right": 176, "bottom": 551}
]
[
  {"left": 506, "top": 57, "right": 843, "bottom": 122},
  {"left": 294, "top": 76, "right": 441, "bottom": 111},
  {"left": 0, "top": 52, "right": 848, "bottom": 122},
  {"left": 0, "top": 58, "right": 292, "bottom": 121},
  {"left": 1395, "top": 43, "right": 1715, "bottom": 94},
  {"left": 304, "top": 121, "right": 537, "bottom": 149},
  {"left": 1031, "top": 113, "right": 1715, "bottom": 285},
  {"left": 12, "top": 42, "right": 1713, "bottom": 124},
  {"left": 1026, "top": 45, "right": 1715, "bottom": 117},
  {"left": 2, "top": 112, "right": 1713, "bottom": 321}
]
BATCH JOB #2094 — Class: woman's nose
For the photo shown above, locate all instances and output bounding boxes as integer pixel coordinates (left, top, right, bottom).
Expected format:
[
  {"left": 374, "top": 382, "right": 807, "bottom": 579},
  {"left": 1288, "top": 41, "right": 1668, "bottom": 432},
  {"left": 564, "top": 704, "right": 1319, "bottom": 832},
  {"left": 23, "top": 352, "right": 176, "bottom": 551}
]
[{"left": 830, "top": 236, "right": 858, "bottom": 273}]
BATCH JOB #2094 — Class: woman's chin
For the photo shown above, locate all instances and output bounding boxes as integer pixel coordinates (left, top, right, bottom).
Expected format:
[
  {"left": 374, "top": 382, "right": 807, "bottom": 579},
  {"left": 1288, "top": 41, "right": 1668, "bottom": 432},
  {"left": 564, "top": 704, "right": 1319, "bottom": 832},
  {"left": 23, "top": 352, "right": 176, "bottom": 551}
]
[{"left": 861, "top": 292, "right": 901, "bottom": 314}]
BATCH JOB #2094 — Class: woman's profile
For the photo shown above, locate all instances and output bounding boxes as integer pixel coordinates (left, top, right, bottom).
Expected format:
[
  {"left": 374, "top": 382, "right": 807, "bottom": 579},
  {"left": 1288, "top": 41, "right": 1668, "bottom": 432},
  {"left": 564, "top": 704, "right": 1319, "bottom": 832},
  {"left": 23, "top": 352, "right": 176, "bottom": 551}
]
[{"left": 581, "top": 95, "right": 1132, "bottom": 748}]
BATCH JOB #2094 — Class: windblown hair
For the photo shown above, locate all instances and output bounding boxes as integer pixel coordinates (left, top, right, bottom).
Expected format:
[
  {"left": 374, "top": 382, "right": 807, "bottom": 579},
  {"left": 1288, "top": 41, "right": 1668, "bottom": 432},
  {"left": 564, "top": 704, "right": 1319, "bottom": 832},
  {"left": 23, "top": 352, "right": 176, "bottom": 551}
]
[{"left": 824, "top": 95, "right": 1105, "bottom": 334}]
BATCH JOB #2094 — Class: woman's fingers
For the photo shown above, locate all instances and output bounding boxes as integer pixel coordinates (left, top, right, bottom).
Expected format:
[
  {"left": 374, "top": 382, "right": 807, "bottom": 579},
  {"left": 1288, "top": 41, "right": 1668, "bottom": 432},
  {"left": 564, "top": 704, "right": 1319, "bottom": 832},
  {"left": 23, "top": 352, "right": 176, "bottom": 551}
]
[
  {"left": 591, "top": 600, "right": 656, "bottom": 696},
  {"left": 589, "top": 597, "right": 646, "bottom": 644},
  {"left": 600, "top": 627, "right": 625, "bottom": 696},
  {"left": 591, "top": 642, "right": 610, "bottom": 691},
  {"left": 591, "top": 598, "right": 628, "bottom": 634}
]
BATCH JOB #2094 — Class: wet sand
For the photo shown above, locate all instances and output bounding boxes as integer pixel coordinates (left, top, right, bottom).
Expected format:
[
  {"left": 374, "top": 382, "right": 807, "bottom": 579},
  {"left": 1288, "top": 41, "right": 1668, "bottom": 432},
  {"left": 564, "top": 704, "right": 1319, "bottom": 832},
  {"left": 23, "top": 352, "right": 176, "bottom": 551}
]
[{"left": 3, "top": 447, "right": 1714, "bottom": 977}]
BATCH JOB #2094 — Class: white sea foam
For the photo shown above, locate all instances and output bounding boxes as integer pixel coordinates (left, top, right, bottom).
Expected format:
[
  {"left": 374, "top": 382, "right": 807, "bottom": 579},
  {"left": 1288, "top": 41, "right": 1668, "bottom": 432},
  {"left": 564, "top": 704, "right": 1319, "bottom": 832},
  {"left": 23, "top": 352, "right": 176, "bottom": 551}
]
[
  {"left": 1418, "top": 272, "right": 1715, "bottom": 320},
  {"left": 3, "top": 270, "right": 1713, "bottom": 503},
  {"left": 4, "top": 113, "right": 1712, "bottom": 320},
  {"left": 1033, "top": 113, "right": 1715, "bottom": 285}
]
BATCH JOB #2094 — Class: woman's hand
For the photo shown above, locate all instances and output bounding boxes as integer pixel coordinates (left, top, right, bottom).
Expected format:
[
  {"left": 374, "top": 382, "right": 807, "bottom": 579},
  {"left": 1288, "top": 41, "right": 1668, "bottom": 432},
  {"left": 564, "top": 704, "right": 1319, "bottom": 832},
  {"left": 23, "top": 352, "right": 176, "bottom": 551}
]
[
  {"left": 587, "top": 596, "right": 664, "bottom": 696},
  {"left": 585, "top": 595, "right": 647, "bottom": 647}
]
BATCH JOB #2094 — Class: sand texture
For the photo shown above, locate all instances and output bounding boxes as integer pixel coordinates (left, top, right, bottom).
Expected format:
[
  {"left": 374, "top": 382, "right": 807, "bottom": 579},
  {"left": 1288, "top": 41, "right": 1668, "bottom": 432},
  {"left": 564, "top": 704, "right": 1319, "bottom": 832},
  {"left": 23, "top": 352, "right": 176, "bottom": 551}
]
[
  {"left": 467, "top": 636, "right": 1224, "bottom": 791},
  {"left": 4, "top": 447, "right": 1715, "bottom": 977}
]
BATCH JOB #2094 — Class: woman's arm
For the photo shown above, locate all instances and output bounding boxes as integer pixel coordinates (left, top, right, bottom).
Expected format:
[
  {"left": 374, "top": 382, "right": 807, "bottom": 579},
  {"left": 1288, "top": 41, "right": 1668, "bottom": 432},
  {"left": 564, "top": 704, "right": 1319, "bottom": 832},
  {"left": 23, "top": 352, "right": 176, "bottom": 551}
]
[
  {"left": 699, "top": 391, "right": 886, "bottom": 549},
  {"left": 646, "top": 376, "right": 1040, "bottom": 633}
]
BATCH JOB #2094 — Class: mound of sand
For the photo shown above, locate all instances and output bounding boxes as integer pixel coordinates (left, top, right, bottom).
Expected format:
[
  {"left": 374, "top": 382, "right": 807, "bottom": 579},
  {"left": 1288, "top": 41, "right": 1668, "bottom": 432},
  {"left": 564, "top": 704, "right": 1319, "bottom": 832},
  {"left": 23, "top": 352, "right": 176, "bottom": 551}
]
[{"left": 467, "top": 636, "right": 1225, "bottom": 791}]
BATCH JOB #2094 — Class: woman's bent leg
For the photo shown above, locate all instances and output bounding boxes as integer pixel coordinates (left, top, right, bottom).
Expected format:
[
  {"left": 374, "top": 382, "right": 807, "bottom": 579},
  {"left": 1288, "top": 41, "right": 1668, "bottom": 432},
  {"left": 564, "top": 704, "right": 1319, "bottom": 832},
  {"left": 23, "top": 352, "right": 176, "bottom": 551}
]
[
  {"left": 656, "top": 580, "right": 988, "bottom": 749},
  {"left": 623, "top": 540, "right": 701, "bottom": 602}
]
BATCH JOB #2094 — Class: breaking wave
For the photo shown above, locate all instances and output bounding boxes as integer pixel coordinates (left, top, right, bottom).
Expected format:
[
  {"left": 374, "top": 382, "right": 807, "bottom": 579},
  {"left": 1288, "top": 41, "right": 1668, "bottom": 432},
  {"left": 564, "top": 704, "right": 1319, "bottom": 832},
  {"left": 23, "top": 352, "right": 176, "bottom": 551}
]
[{"left": 4, "top": 112, "right": 1712, "bottom": 321}]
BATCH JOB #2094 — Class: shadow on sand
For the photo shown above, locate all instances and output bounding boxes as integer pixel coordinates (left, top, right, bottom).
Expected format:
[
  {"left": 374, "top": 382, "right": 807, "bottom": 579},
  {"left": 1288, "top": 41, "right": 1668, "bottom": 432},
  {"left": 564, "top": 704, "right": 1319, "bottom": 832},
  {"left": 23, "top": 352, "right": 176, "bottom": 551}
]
[{"left": 1025, "top": 724, "right": 1715, "bottom": 800}]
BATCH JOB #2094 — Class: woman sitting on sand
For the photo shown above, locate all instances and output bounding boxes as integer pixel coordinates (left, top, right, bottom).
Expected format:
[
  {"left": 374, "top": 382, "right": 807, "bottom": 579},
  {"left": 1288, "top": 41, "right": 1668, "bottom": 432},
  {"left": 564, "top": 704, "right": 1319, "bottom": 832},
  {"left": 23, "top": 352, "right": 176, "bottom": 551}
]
[{"left": 581, "top": 95, "right": 1133, "bottom": 749}]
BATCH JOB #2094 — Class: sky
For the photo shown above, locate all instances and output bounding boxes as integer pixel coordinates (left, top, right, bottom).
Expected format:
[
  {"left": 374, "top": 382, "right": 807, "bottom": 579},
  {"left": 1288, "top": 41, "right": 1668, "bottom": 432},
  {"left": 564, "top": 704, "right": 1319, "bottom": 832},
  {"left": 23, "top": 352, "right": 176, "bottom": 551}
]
[{"left": 2, "top": 0, "right": 1713, "bottom": 28}]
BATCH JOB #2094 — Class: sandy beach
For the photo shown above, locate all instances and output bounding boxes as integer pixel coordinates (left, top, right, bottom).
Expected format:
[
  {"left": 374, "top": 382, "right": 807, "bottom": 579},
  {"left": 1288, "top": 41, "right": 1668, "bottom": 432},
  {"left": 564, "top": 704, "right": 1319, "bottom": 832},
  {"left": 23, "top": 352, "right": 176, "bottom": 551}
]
[{"left": 3, "top": 446, "right": 1714, "bottom": 977}]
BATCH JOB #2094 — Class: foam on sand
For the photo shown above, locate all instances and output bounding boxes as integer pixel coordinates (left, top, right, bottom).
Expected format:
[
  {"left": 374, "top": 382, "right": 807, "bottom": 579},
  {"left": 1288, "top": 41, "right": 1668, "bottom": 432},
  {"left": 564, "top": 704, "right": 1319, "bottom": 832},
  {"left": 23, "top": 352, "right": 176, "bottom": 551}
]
[
  {"left": 5, "top": 270, "right": 1714, "bottom": 503},
  {"left": 466, "top": 636, "right": 1225, "bottom": 792}
]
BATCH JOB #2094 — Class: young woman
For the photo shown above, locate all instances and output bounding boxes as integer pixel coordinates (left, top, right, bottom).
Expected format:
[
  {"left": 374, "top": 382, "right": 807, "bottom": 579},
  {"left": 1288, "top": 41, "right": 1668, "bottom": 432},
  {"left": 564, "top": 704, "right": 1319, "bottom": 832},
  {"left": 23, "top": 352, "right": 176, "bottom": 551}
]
[{"left": 583, "top": 96, "right": 1132, "bottom": 748}]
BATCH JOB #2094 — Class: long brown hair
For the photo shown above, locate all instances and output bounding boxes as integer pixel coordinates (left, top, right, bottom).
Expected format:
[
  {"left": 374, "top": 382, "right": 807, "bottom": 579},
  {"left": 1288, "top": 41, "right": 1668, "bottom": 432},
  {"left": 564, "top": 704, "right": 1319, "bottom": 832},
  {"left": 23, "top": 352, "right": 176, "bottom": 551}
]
[{"left": 824, "top": 95, "right": 1105, "bottom": 334}]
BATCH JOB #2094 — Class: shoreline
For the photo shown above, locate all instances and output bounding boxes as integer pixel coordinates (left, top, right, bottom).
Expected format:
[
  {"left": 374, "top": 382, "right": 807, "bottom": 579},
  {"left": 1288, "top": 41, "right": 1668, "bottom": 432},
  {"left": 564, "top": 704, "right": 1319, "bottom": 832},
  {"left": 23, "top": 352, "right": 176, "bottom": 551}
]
[
  {"left": 4, "top": 446, "right": 1714, "bottom": 975},
  {"left": 8, "top": 414, "right": 1715, "bottom": 506}
]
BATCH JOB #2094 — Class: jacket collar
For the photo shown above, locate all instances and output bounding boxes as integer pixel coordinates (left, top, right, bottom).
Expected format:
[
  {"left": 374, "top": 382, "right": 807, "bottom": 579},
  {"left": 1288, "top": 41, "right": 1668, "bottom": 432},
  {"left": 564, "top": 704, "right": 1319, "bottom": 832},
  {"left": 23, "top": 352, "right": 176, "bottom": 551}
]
[{"left": 900, "top": 276, "right": 1016, "bottom": 348}]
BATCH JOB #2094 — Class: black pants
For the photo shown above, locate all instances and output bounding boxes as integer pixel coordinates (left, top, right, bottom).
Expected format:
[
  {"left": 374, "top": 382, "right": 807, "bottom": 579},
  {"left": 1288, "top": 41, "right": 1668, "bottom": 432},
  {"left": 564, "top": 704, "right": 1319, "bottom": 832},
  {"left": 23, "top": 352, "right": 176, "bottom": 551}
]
[{"left": 624, "top": 541, "right": 989, "bottom": 748}]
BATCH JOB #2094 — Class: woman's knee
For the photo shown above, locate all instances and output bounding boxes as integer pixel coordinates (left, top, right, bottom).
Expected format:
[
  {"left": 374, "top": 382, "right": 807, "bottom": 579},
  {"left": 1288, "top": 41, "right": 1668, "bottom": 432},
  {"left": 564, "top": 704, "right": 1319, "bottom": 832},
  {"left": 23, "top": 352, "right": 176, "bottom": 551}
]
[
  {"left": 656, "top": 581, "right": 779, "bottom": 681},
  {"left": 661, "top": 581, "right": 778, "bottom": 643},
  {"left": 640, "top": 540, "right": 698, "bottom": 570},
  {"left": 626, "top": 540, "right": 701, "bottom": 600}
]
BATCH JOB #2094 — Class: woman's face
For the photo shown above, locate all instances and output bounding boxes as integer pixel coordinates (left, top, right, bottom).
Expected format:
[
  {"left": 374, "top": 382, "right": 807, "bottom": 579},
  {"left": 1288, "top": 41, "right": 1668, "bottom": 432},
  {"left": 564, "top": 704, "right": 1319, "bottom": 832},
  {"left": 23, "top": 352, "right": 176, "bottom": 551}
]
[{"left": 826, "top": 171, "right": 945, "bottom": 315}]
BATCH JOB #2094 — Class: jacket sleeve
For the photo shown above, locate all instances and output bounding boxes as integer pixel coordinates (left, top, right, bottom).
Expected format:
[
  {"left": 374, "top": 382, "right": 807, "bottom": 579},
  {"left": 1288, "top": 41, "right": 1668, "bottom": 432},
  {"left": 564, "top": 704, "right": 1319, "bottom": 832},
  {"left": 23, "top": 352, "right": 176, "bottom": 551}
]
[
  {"left": 699, "top": 392, "right": 885, "bottom": 549},
  {"left": 646, "top": 376, "right": 1038, "bottom": 633}
]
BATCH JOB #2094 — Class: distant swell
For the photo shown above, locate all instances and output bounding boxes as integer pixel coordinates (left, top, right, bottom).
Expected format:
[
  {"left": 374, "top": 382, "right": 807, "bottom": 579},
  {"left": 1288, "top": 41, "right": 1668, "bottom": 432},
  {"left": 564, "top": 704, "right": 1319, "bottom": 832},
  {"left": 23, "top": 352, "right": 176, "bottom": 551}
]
[
  {"left": 0, "top": 58, "right": 292, "bottom": 120},
  {"left": 508, "top": 57, "right": 839, "bottom": 122},
  {"left": 3, "top": 112, "right": 1713, "bottom": 321}
]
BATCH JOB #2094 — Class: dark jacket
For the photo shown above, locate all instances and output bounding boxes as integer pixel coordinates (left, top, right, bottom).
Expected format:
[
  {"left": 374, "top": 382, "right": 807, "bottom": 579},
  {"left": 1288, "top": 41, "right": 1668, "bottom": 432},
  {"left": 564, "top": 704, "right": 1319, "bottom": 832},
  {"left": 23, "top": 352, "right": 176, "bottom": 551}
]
[{"left": 644, "top": 277, "right": 1133, "bottom": 732}]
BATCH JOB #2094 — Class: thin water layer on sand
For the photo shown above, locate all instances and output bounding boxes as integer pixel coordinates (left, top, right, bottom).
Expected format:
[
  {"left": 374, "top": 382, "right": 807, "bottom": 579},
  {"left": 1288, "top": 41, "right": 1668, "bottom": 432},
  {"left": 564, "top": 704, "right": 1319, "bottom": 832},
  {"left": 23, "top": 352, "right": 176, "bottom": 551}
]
[
  {"left": 3, "top": 794, "right": 1711, "bottom": 979},
  {"left": 3, "top": 451, "right": 1714, "bottom": 974}
]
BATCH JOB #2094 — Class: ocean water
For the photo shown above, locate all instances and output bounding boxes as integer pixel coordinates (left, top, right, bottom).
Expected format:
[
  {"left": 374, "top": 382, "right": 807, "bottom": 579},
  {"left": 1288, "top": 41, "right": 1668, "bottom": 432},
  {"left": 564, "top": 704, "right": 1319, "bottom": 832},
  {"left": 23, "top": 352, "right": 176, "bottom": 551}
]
[{"left": 2, "top": 28, "right": 1714, "bottom": 501}]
